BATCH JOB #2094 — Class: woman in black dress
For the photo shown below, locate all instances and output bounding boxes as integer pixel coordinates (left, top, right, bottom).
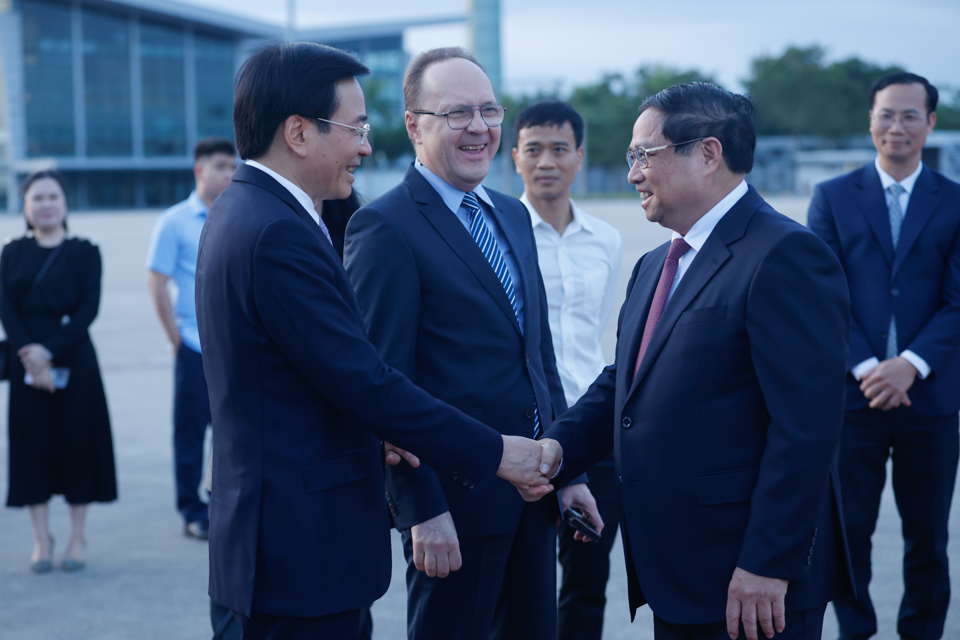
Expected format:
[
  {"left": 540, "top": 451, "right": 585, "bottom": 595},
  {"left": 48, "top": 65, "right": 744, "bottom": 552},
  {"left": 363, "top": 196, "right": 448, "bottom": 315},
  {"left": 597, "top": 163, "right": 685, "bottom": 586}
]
[{"left": 1, "top": 171, "right": 117, "bottom": 573}]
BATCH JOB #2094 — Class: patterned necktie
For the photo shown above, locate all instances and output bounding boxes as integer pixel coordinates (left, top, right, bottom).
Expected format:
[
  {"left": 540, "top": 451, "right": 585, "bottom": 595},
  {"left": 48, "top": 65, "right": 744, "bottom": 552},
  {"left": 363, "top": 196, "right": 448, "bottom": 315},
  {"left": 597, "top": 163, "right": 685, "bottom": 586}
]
[
  {"left": 462, "top": 192, "right": 540, "bottom": 438},
  {"left": 633, "top": 238, "right": 691, "bottom": 381},
  {"left": 886, "top": 183, "right": 906, "bottom": 359}
]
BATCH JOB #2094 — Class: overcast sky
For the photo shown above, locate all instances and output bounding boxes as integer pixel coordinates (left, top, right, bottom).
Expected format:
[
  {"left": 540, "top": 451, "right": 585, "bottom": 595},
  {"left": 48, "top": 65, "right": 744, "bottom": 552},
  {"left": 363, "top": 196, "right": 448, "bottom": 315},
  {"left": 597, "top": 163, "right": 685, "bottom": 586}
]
[{"left": 184, "top": 0, "right": 960, "bottom": 98}]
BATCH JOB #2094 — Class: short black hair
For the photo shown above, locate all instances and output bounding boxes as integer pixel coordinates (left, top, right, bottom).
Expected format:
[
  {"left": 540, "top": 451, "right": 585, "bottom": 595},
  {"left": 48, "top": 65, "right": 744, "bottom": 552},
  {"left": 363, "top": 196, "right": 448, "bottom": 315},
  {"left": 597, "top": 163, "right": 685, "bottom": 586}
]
[
  {"left": 233, "top": 42, "right": 369, "bottom": 160},
  {"left": 870, "top": 72, "right": 938, "bottom": 114},
  {"left": 21, "top": 170, "right": 69, "bottom": 231},
  {"left": 513, "top": 100, "right": 585, "bottom": 148},
  {"left": 194, "top": 137, "right": 236, "bottom": 162},
  {"left": 640, "top": 82, "right": 756, "bottom": 174}
]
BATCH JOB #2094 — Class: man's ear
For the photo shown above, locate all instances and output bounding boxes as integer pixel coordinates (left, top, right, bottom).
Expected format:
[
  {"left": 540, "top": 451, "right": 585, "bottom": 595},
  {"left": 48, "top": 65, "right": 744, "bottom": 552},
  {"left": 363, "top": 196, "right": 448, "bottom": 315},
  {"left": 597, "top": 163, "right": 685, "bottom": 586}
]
[
  {"left": 576, "top": 146, "right": 584, "bottom": 173},
  {"left": 283, "top": 115, "right": 310, "bottom": 158},
  {"left": 405, "top": 112, "right": 423, "bottom": 146},
  {"left": 700, "top": 137, "right": 724, "bottom": 174},
  {"left": 512, "top": 147, "right": 521, "bottom": 173}
]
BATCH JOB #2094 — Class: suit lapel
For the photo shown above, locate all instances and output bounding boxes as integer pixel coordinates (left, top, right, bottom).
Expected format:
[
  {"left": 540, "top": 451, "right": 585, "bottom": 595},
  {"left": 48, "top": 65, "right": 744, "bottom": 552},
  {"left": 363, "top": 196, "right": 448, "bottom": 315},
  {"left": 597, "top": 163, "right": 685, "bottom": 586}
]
[
  {"left": 405, "top": 168, "right": 523, "bottom": 336},
  {"left": 616, "top": 247, "right": 665, "bottom": 401},
  {"left": 854, "top": 166, "right": 896, "bottom": 266},
  {"left": 486, "top": 194, "right": 537, "bottom": 331},
  {"left": 626, "top": 187, "right": 759, "bottom": 397},
  {"left": 894, "top": 166, "right": 940, "bottom": 276},
  {"left": 234, "top": 164, "right": 332, "bottom": 250}
]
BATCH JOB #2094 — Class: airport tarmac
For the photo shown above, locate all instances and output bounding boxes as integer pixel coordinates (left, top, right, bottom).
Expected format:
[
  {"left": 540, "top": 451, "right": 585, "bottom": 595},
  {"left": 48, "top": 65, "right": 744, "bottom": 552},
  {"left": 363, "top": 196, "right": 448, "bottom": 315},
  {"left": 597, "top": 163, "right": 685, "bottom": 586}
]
[{"left": 0, "top": 195, "right": 956, "bottom": 639}]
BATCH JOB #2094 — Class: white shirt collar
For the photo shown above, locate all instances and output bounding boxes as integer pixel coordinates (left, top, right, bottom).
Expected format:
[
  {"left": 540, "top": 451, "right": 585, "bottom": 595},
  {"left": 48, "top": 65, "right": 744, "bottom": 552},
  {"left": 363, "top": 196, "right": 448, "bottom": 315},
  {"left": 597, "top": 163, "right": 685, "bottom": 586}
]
[
  {"left": 874, "top": 156, "right": 923, "bottom": 195},
  {"left": 414, "top": 159, "right": 494, "bottom": 213},
  {"left": 245, "top": 159, "right": 321, "bottom": 225},
  {"left": 521, "top": 194, "right": 592, "bottom": 236},
  {"left": 671, "top": 180, "right": 749, "bottom": 251}
]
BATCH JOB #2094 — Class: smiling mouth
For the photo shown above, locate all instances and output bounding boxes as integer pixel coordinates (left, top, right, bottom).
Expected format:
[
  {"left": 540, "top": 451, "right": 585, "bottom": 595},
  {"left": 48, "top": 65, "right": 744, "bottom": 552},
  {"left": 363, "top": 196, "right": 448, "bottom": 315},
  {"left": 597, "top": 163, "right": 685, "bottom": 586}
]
[{"left": 459, "top": 144, "right": 486, "bottom": 152}]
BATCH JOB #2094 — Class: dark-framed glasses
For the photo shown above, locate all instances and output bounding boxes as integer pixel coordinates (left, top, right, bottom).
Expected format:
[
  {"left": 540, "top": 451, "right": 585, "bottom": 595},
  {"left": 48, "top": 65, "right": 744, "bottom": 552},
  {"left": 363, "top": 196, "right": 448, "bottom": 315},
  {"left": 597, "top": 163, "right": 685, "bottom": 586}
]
[
  {"left": 411, "top": 104, "right": 506, "bottom": 130},
  {"left": 626, "top": 137, "right": 706, "bottom": 170},
  {"left": 316, "top": 117, "right": 371, "bottom": 145}
]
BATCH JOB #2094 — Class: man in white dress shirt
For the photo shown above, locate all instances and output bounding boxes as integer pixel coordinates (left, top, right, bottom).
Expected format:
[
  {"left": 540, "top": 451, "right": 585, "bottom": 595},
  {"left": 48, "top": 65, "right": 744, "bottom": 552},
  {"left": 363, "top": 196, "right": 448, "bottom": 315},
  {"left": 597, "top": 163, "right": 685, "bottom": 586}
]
[{"left": 513, "top": 100, "right": 623, "bottom": 640}]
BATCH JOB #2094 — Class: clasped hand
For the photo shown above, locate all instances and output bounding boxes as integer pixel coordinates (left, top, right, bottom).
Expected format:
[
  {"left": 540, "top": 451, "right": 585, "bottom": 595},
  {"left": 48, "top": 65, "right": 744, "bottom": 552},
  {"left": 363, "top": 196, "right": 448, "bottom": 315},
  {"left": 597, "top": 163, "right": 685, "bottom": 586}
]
[
  {"left": 860, "top": 356, "right": 918, "bottom": 411},
  {"left": 18, "top": 343, "right": 55, "bottom": 393},
  {"left": 383, "top": 435, "right": 562, "bottom": 500}
]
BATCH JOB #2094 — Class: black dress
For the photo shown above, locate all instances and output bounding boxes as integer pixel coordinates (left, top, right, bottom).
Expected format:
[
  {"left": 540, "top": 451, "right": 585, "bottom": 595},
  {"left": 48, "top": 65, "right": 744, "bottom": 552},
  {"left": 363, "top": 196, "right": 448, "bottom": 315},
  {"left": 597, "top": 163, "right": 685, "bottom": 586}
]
[{"left": 1, "top": 236, "right": 117, "bottom": 507}]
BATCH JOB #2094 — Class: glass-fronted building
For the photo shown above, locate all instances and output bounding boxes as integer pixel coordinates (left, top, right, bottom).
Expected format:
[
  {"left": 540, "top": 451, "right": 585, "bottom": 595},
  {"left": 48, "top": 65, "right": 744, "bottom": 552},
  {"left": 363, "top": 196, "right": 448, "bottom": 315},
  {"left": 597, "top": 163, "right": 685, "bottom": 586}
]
[
  {"left": 0, "top": 0, "right": 461, "bottom": 211},
  {"left": 0, "top": 0, "right": 274, "bottom": 210}
]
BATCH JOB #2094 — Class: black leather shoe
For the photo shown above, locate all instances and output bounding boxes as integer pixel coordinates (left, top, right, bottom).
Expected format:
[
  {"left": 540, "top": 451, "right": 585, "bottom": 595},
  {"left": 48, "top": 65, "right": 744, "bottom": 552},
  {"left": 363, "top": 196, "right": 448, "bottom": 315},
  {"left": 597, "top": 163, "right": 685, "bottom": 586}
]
[{"left": 184, "top": 520, "right": 209, "bottom": 540}]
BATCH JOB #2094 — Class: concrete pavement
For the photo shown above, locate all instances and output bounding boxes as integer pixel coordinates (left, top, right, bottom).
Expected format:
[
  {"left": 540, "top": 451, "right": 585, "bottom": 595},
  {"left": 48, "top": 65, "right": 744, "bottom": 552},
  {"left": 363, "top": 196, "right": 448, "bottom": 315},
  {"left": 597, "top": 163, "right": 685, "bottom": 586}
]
[{"left": 0, "top": 196, "right": 957, "bottom": 639}]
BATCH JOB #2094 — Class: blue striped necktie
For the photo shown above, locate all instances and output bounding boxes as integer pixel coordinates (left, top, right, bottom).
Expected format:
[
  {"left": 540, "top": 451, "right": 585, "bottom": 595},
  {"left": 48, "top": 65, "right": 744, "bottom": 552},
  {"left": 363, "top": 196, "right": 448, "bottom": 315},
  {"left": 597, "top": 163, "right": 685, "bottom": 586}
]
[{"left": 462, "top": 191, "right": 541, "bottom": 439}]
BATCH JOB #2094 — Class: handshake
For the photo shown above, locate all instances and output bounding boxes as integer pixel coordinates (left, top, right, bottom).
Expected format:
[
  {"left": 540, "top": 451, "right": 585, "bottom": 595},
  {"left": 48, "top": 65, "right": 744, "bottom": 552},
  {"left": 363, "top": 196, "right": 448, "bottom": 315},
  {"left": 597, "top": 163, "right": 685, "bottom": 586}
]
[{"left": 384, "top": 435, "right": 563, "bottom": 502}]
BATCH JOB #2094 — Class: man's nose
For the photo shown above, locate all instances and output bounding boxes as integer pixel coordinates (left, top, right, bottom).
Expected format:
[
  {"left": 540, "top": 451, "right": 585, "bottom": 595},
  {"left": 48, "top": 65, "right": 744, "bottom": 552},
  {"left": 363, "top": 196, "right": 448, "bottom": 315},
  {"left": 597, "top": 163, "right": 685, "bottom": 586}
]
[{"left": 465, "top": 109, "right": 488, "bottom": 134}]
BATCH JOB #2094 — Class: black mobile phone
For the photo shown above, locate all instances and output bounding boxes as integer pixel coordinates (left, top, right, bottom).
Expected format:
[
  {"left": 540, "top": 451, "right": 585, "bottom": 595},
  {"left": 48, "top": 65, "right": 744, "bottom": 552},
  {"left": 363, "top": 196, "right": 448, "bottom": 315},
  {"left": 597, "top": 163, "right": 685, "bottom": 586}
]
[{"left": 563, "top": 507, "right": 601, "bottom": 542}]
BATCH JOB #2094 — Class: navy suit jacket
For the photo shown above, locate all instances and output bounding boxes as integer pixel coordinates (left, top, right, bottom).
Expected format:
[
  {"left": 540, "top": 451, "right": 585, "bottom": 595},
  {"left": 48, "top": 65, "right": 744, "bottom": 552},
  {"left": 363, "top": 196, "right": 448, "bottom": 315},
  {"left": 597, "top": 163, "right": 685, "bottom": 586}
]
[
  {"left": 547, "top": 187, "right": 854, "bottom": 624},
  {"left": 195, "top": 164, "right": 504, "bottom": 617},
  {"left": 344, "top": 164, "right": 567, "bottom": 536},
  {"left": 808, "top": 163, "right": 960, "bottom": 416}
]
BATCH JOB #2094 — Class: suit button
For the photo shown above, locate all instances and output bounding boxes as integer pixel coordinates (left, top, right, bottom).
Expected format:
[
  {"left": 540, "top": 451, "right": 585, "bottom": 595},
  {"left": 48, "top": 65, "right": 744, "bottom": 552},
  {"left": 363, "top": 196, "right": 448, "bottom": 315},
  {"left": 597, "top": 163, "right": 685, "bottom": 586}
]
[
  {"left": 621, "top": 417, "right": 632, "bottom": 429},
  {"left": 468, "top": 481, "right": 475, "bottom": 489},
  {"left": 526, "top": 353, "right": 531, "bottom": 363},
  {"left": 453, "top": 471, "right": 460, "bottom": 480},
  {"left": 524, "top": 407, "right": 536, "bottom": 419},
  {"left": 891, "top": 288, "right": 899, "bottom": 296},
  {"left": 807, "top": 556, "right": 813, "bottom": 565},
  {"left": 389, "top": 506, "right": 398, "bottom": 517}
]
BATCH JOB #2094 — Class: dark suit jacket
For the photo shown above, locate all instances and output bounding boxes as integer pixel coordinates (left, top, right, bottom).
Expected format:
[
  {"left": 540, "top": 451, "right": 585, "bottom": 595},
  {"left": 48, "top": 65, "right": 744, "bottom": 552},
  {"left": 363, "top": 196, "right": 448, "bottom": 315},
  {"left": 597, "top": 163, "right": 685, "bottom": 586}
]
[
  {"left": 344, "top": 164, "right": 567, "bottom": 536},
  {"left": 547, "top": 186, "right": 854, "bottom": 624},
  {"left": 195, "top": 164, "right": 504, "bottom": 618},
  {"left": 808, "top": 164, "right": 960, "bottom": 416}
]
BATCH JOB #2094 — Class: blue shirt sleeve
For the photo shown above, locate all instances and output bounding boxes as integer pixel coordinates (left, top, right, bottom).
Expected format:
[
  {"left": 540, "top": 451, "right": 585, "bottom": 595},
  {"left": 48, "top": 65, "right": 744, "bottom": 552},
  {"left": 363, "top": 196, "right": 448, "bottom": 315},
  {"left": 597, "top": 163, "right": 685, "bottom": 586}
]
[{"left": 146, "top": 213, "right": 179, "bottom": 277}]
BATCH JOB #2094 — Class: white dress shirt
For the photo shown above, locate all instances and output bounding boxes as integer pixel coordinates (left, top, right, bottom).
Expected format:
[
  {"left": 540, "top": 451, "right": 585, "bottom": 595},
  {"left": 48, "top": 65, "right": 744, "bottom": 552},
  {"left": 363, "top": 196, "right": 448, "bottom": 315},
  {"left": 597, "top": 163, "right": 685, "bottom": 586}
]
[
  {"left": 245, "top": 160, "right": 332, "bottom": 244},
  {"left": 668, "top": 180, "right": 749, "bottom": 299},
  {"left": 523, "top": 195, "right": 623, "bottom": 407},
  {"left": 850, "top": 158, "right": 929, "bottom": 380}
]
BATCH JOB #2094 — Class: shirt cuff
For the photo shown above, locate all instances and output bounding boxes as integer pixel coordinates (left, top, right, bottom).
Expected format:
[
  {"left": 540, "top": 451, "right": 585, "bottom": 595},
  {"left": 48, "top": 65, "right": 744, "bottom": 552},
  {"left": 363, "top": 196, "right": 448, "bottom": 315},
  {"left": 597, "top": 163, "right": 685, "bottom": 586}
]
[
  {"left": 552, "top": 458, "right": 564, "bottom": 479},
  {"left": 900, "top": 350, "right": 930, "bottom": 379},
  {"left": 852, "top": 357, "right": 879, "bottom": 381}
]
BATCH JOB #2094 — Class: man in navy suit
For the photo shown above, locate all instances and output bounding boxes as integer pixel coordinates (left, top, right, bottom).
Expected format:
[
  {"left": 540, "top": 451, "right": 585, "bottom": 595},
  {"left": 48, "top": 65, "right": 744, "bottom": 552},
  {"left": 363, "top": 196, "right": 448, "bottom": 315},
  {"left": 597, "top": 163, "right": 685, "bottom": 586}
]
[
  {"left": 344, "top": 47, "right": 600, "bottom": 640},
  {"left": 808, "top": 72, "right": 960, "bottom": 640},
  {"left": 195, "top": 42, "right": 561, "bottom": 640},
  {"left": 536, "top": 83, "right": 853, "bottom": 640}
]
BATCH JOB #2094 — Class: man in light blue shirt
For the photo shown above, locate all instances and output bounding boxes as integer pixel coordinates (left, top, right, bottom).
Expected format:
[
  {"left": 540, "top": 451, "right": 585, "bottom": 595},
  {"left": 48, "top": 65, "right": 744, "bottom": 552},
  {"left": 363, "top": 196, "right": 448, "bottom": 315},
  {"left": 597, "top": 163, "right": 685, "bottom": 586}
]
[{"left": 146, "top": 137, "right": 236, "bottom": 540}]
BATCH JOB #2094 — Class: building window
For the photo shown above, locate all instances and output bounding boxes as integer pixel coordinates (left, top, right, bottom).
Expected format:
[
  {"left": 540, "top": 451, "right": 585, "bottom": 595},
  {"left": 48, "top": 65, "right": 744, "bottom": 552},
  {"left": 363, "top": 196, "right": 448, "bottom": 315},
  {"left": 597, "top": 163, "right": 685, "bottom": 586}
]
[
  {"left": 141, "top": 22, "right": 186, "bottom": 157},
  {"left": 194, "top": 34, "right": 235, "bottom": 141},
  {"left": 144, "top": 169, "right": 193, "bottom": 207},
  {"left": 86, "top": 170, "right": 136, "bottom": 208},
  {"left": 83, "top": 8, "right": 132, "bottom": 156},
  {"left": 22, "top": 0, "right": 75, "bottom": 157}
]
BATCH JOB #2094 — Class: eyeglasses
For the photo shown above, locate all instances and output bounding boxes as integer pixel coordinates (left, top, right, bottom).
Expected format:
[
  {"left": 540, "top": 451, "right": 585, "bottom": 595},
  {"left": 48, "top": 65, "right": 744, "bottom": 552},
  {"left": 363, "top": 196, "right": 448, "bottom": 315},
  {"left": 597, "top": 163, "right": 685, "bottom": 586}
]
[
  {"left": 316, "top": 117, "right": 371, "bottom": 145},
  {"left": 626, "top": 138, "right": 706, "bottom": 170},
  {"left": 411, "top": 104, "right": 506, "bottom": 130},
  {"left": 871, "top": 112, "right": 927, "bottom": 128}
]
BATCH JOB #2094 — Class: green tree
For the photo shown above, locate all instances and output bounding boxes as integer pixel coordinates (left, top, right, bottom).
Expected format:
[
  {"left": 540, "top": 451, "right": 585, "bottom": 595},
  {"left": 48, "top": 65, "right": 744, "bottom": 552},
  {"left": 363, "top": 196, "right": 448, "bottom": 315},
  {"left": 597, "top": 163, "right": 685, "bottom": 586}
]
[
  {"left": 745, "top": 45, "right": 903, "bottom": 137},
  {"left": 566, "top": 65, "right": 717, "bottom": 168}
]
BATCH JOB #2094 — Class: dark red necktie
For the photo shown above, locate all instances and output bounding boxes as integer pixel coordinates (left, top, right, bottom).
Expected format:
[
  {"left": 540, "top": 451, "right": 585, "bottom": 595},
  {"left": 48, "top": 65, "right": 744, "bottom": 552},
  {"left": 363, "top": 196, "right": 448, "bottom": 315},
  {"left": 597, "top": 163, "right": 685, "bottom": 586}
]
[{"left": 633, "top": 238, "right": 691, "bottom": 381}]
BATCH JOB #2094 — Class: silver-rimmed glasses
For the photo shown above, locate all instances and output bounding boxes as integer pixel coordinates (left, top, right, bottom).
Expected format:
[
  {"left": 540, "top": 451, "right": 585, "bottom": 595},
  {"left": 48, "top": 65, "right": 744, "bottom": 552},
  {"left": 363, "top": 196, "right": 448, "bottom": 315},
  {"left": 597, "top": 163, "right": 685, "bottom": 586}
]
[
  {"left": 626, "top": 137, "right": 706, "bottom": 170},
  {"left": 316, "top": 117, "right": 371, "bottom": 145},
  {"left": 411, "top": 104, "right": 506, "bottom": 130}
]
